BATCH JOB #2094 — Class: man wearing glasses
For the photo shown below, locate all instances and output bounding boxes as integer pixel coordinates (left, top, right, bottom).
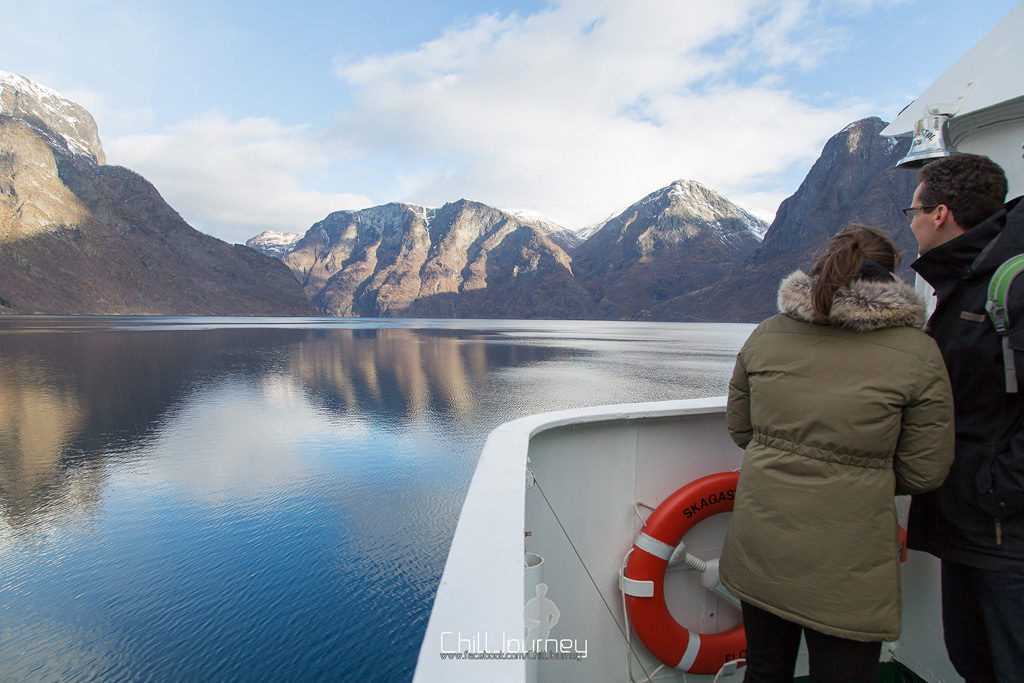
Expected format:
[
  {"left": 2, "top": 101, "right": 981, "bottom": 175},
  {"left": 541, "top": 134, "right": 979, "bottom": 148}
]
[{"left": 904, "top": 152, "right": 1024, "bottom": 681}]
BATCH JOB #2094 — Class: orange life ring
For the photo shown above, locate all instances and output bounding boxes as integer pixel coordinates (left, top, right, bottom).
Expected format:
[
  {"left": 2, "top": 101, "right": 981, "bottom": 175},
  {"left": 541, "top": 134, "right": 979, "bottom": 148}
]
[{"left": 622, "top": 471, "right": 746, "bottom": 674}]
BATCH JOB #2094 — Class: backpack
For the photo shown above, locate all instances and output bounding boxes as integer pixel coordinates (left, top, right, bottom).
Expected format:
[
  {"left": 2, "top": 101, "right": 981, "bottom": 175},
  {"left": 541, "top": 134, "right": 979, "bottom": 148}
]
[{"left": 987, "top": 254, "right": 1024, "bottom": 392}]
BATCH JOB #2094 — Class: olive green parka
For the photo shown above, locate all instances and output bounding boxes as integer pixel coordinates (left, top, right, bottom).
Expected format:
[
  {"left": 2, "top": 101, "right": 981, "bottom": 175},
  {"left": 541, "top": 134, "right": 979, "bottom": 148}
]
[{"left": 719, "top": 270, "right": 954, "bottom": 642}]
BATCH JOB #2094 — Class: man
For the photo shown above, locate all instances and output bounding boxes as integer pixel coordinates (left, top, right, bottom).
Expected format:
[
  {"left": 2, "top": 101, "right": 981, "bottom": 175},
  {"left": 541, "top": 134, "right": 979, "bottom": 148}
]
[{"left": 906, "top": 152, "right": 1024, "bottom": 681}]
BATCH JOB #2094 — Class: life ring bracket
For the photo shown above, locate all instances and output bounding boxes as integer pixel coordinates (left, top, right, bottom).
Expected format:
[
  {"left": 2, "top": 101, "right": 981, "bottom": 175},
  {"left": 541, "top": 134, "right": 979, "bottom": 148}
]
[{"left": 618, "top": 570, "right": 655, "bottom": 598}]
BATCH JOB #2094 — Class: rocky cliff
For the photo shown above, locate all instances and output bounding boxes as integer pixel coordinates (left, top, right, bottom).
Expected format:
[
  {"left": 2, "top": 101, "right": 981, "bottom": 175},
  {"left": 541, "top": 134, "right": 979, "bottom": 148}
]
[{"left": 0, "top": 74, "right": 315, "bottom": 316}]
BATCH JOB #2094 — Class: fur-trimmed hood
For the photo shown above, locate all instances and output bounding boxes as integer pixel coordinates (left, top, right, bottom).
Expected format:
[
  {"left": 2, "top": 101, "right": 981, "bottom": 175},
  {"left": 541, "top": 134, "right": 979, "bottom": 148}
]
[{"left": 777, "top": 270, "right": 926, "bottom": 332}]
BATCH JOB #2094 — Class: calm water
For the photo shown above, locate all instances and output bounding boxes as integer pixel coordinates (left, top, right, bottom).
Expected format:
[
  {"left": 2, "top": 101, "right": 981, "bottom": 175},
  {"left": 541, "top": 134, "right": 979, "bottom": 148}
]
[{"left": 0, "top": 317, "right": 753, "bottom": 682}]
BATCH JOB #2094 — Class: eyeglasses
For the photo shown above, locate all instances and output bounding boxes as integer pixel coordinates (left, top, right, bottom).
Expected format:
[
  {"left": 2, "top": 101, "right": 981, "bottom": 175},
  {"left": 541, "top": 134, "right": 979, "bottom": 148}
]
[{"left": 900, "top": 205, "right": 938, "bottom": 217}]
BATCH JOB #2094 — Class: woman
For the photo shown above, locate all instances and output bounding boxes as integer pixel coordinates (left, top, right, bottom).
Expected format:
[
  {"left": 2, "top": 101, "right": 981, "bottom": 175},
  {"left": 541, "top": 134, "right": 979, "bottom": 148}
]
[{"left": 719, "top": 225, "right": 954, "bottom": 682}]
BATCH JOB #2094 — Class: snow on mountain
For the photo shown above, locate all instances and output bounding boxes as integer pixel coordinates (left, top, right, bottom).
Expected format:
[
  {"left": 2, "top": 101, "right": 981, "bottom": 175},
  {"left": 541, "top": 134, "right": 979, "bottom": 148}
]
[
  {"left": 576, "top": 218, "right": 612, "bottom": 241},
  {"left": 504, "top": 208, "right": 582, "bottom": 250},
  {"left": 505, "top": 209, "right": 563, "bottom": 232},
  {"left": 245, "top": 230, "right": 304, "bottom": 259},
  {"left": 664, "top": 179, "right": 768, "bottom": 241},
  {"left": 0, "top": 70, "right": 105, "bottom": 164}
]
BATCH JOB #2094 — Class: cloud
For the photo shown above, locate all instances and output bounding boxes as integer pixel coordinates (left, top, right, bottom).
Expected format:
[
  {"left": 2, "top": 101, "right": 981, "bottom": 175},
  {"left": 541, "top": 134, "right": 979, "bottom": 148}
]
[
  {"left": 330, "top": 0, "right": 874, "bottom": 228},
  {"left": 106, "top": 113, "right": 372, "bottom": 243}
]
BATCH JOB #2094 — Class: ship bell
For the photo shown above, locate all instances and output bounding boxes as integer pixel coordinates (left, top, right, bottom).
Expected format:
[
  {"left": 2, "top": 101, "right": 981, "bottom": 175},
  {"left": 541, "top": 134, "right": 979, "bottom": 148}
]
[{"left": 896, "top": 110, "right": 955, "bottom": 168}]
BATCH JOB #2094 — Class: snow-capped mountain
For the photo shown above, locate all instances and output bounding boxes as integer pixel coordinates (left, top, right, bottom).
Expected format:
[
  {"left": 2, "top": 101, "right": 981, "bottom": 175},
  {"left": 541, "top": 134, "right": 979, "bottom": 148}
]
[
  {"left": 0, "top": 70, "right": 105, "bottom": 164},
  {"left": 246, "top": 230, "right": 304, "bottom": 259},
  {"left": 572, "top": 179, "right": 767, "bottom": 318},
  {"left": 654, "top": 179, "right": 767, "bottom": 242}
]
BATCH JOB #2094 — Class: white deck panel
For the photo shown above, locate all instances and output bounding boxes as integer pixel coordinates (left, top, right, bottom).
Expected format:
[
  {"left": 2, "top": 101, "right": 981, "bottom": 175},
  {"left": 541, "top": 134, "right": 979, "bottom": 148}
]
[{"left": 413, "top": 398, "right": 729, "bottom": 682}]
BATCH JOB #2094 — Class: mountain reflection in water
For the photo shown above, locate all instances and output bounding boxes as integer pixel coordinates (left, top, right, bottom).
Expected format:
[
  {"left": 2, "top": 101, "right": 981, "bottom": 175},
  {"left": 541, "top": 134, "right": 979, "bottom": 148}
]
[{"left": 0, "top": 317, "right": 752, "bottom": 682}]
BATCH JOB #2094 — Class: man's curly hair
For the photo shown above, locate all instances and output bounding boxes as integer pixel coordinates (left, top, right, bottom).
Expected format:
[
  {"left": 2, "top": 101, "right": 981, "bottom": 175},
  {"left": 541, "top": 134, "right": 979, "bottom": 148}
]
[{"left": 918, "top": 153, "right": 1008, "bottom": 229}]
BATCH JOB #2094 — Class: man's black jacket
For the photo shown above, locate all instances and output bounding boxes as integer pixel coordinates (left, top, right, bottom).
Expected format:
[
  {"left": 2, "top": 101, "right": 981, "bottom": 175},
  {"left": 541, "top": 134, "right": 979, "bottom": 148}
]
[{"left": 908, "top": 196, "right": 1024, "bottom": 570}]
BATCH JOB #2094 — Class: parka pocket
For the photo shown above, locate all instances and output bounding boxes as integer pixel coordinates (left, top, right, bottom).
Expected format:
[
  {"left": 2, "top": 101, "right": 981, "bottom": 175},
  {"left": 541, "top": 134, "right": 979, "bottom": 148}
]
[
  {"left": 972, "top": 445, "right": 1006, "bottom": 545},
  {"left": 973, "top": 442, "right": 1024, "bottom": 521}
]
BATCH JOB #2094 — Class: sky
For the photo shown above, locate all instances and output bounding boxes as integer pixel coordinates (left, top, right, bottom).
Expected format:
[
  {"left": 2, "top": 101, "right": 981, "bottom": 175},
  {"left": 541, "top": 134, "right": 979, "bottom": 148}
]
[{"left": 0, "top": 0, "right": 1018, "bottom": 244}]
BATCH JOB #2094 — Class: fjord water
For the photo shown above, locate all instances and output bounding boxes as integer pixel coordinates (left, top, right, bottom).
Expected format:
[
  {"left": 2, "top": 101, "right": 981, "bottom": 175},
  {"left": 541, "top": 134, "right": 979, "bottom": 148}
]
[{"left": 0, "top": 317, "right": 752, "bottom": 682}]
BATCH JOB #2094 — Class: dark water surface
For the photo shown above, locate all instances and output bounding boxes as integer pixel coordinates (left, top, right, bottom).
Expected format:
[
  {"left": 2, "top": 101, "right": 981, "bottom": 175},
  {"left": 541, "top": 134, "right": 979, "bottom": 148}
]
[{"left": 0, "top": 317, "right": 753, "bottom": 682}]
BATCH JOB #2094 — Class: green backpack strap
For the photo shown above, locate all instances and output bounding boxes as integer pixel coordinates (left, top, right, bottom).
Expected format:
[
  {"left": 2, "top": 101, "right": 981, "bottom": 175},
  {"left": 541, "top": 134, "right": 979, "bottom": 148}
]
[{"left": 987, "top": 254, "right": 1024, "bottom": 392}]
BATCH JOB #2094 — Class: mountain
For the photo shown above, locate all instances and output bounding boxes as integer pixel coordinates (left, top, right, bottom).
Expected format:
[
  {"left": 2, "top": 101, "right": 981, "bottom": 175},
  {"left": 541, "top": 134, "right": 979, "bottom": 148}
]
[
  {"left": 283, "top": 200, "right": 592, "bottom": 318},
  {"left": 246, "top": 230, "right": 303, "bottom": 259},
  {"left": 662, "top": 117, "right": 916, "bottom": 322},
  {"left": 572, "top": 180, "right": 767, "bottom": 319},
  {"left": 0, "top": 73, "right": 314, "bottom": 316}
]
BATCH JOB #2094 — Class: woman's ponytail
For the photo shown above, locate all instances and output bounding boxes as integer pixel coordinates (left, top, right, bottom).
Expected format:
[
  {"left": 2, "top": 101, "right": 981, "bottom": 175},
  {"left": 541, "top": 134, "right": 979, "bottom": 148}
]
[{"left": 810, "top": 225, "right": 900, "bottom": 320}]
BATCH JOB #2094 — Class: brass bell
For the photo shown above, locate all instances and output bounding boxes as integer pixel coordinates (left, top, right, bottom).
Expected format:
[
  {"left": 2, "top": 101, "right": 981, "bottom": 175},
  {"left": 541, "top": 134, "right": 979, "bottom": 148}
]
[{"left": 895, "top": 111, "right": 955, "bottom": 168}]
